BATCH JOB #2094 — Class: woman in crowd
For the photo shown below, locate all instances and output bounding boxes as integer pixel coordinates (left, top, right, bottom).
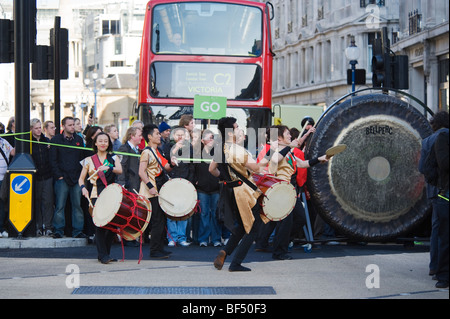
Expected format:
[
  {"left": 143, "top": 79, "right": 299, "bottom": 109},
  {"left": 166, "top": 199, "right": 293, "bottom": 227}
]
[{"left": 79, "top": 132, "right": 122, "bottom": 264}]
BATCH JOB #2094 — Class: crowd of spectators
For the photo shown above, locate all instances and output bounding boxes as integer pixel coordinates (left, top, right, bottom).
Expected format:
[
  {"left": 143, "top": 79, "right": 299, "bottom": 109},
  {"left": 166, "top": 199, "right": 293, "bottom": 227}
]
[{"left": 0, "top": 115, "right": 231, "bottom": 247}]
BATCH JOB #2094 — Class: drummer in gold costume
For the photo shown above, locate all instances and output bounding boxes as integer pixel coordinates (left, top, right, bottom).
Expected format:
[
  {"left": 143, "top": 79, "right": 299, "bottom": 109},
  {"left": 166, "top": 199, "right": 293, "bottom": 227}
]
[
  {"left": 78, "top": 132, "right": 122, "bottom": 264},
  {"left": 138, "top": 124, "right": 177, "bottom": 259},
  {"left": 256, "top": 125, "right": 328, "bottom": 260},
  {"left": 210, "top": 117, "right": 267, "bottom": 272}
]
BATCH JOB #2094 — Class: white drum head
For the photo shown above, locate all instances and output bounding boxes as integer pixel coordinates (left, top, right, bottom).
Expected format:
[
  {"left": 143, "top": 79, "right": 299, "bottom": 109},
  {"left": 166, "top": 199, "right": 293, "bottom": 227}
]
[
  {"left": 158, "top": 179, "right": 197, "bottom": 218},
  {"left": 93, "top": 183, "right": 123, "bottom": 227},
  {"left": 262, "top": 181, "right": 297, "bottom": 221}
]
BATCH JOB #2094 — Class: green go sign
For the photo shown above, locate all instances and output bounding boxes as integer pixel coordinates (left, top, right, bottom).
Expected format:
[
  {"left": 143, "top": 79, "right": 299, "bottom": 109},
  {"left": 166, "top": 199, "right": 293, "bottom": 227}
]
[{"left": 193, "top": 95, "right": 227, "bottom": 120}]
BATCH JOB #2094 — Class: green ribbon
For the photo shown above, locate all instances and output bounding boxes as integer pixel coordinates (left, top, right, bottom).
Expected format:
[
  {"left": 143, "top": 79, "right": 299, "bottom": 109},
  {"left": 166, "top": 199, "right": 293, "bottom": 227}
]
[
  {"left": 176, "top": 157, "right": 212, "bottom": 163},
  {"left": 13, "top": 134, "right": 212, "bottom": 162},
  {"left": 15, "top": 136, "right": 94, "bottom": 152},
  {"left": 0, "top": 131, "right": 31, "bottom": 137},
  {"left": 15, "top": 136, "right": 142, "bottom": 157}
]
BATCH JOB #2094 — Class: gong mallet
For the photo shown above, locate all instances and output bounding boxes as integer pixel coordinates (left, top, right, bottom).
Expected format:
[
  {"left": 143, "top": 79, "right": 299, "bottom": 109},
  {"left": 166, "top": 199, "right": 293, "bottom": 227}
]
[
  {"left": 325, "top": 144, "right": 347, "bottom": 158},
  {"left": 293, "top": 144, "right": 347, "bottom": 163}
]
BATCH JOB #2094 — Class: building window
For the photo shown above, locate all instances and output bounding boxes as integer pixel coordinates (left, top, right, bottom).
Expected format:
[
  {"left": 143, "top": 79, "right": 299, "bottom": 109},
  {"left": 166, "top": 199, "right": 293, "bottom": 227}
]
[
  {"left": 360, "top": 0, "right": 385, "bottom": 7},
  {"left": 110, "top": 61, "right": 124, "bottom": 67},
  {"left": 102, "top": 20, "right": 121, "bottom": 35},
  {"left": 102, "top": 20, "right": 109, "bottom": 35},
  {"left": 438, "top": 58, "right": 449, "bottom": 112},
  {"left": 115, "top": 37, "right": 122, "bottom": 55},
  {"left": 367, "top": 32, "right": 378, "bottom": 72},
  {"left": 408, "top": 10, "right": 422, "bottom": 35},
  {"left": 111, "top": 20, "right": 120, "bottom": 35}
]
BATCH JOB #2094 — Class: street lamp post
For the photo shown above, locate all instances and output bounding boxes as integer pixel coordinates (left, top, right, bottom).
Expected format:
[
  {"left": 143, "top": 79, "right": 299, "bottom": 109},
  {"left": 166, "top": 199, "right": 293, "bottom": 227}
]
[
  {"left": 84, "top": 72, "right": 106, "bottom": 122},
  {"left": 345, "top": 37, "right": 360, "bottom": 95}
]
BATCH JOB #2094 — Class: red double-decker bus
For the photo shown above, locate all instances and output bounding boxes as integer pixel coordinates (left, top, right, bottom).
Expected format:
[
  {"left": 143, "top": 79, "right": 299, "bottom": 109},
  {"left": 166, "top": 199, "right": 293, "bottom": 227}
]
[{"left": 138, "top": 0, "right": 274, "bottom": 137}]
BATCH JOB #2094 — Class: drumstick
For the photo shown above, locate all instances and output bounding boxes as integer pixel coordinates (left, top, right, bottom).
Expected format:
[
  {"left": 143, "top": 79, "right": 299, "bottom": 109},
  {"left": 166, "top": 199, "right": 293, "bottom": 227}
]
[
  {"left": 276, "top": 142, "right": 294, "bottom": 148},
  {"left": 133, "top": 189, "right": 150, "bottom": 203},
  {"left": 133, "top": 189, "right": 175, "bottom": 207},
  {"left": 296, "top": 120, "right": 317, "bottom": 145},
  {"left": 267, "top": 142, "right": 297, "bottom": 149},
  {"left": 87, "top": 197, "right": 94, "bottom": 209},
  {"left": 159, "top": 196, "right": 175, "bottom": 207},
  {"left": 293, "top": 154, "right": 326, "bottom": 164},
  {"left": 88, "top": 168, "right": 101, "bottom": 181},
  {"left": 298, "top": 122, "right": 310, "bottom": 142}
]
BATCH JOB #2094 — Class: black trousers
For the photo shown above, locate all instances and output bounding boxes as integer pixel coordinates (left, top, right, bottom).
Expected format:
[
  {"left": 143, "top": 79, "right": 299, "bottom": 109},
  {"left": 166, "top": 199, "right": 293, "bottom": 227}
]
[
  {"left": 256, "top": 197, "right": 305, "bottom": 256},
  {"left": 149, "top": 196, "right": 167, "bottom": 254},
  {"left": 92, "top": 198, "right": 116, "bottom": 261},
  {"left": 223, "top": 204, "right": 262, "bottom": 266},
  {"left": 96, "top": 227, "right": 116, "bottom": 261},
  {"left": 435, "top": 196, "right": 449, "bottom": 282}
]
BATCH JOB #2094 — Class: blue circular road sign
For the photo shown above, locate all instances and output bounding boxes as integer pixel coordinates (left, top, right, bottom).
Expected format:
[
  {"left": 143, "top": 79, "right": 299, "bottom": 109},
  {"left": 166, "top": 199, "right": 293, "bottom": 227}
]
[{"left": 11, "top": 175, "right": 31, "bottom": 195}]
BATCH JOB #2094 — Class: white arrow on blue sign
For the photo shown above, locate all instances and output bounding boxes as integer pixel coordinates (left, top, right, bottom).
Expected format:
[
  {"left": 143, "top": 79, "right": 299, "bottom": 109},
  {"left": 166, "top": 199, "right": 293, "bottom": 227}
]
[{"left": 11, "top": 175, "right": 31, "bottom": 195}]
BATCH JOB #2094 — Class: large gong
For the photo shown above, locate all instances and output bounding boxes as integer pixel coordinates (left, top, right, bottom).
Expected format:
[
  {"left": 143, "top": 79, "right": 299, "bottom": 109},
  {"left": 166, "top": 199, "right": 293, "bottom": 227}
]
[{"left": 306, "top": 94, "right": 433, "bottom": 241}]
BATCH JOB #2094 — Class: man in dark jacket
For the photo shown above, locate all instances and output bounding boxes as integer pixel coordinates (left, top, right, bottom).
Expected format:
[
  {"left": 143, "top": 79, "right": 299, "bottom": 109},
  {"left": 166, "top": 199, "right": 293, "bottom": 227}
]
[
  {"left": 49, "top": 117, "right": 86, "bottom": 238},
  {"left": 31, "top": 119, "right": 54, "bottom": 237},
  {"left": 117, "top": 127, "right": 142, "bottom": 193},
  {"left": 419, "top": 111, "right": 449, "bottom": 288},
  {"left": 433, "top": 116, "right": 449, "bottom": 289}
]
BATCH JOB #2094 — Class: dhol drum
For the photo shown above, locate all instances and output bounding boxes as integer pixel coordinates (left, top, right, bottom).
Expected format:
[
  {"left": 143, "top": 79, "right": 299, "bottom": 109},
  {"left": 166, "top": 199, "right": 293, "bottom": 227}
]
[
  {"left": 158, "top": 178, "right": 198, "bottom": 221},
  {"left": 93, "top": 183, "right": 151, "bottom": 241},
  {"left": 253, "top": 173, "right": 297, "bottom": 222}
]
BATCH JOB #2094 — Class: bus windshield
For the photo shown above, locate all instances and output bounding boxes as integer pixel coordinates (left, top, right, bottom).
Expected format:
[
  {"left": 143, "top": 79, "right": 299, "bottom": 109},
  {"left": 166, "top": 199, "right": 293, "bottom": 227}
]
[
  {"left": 150, "top": 62, "right": 261, "bottom": 100},
  {"left": 152, "top": 2, "right": 262, "bottom": 56}
]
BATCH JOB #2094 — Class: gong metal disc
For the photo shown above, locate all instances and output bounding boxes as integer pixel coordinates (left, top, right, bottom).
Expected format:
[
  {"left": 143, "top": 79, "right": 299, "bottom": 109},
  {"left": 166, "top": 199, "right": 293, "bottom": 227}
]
[{"left": 306, "top": 94, "right": 433, "bottom": 241}]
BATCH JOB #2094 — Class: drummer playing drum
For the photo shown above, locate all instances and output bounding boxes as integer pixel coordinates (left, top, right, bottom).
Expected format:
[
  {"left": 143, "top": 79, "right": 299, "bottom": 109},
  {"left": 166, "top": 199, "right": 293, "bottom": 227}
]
[
  {"left": 211, "top": 117, "right": 273, "bottom": 272},
  {"left": 257, "top": 125, "right": 328, "bottom": 260},
  {"left": 78, "top": 132, "right": 123, "bottom": 264},
  {"left": 138, "top": 124, "right": 178, "bottom": 259}
]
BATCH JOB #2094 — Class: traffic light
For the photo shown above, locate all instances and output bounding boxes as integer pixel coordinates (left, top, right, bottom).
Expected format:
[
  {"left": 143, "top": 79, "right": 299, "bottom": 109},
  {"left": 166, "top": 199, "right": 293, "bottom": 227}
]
[
  {"left": 32, "top": 27, "right": 69, "bottom": 80},
  {"left": 392, "top": 55, "right": 409, "bottom": 90},
  {"left": 0, "top": 19, "right": 14, "bottom": 63},
  {"left": 50, "top": 27, "right": 69, "bottom": 80},
  {"left": 372, "top": 53, "right": 392, "bottom": 88},
  {"left": 372, "top": 52, "right": 409, "bottom": 90},
  {"left": 372, "top": 38, "right": 392, "bottom": 88},
  {"left": 0, "top": 2, "right": 36, "bottom": 64},
  {"left": 372, "top": 27, "right": 409, "bottom": 90},
  {"left": 32, "top": 45, "right": 52, "bottom": 80}
]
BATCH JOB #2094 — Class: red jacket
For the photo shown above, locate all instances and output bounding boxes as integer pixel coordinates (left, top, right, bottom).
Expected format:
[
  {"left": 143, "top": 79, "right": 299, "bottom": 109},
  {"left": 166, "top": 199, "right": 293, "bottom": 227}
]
[{"left": 292, "top": 147, "right": 307, "bottom": 187}]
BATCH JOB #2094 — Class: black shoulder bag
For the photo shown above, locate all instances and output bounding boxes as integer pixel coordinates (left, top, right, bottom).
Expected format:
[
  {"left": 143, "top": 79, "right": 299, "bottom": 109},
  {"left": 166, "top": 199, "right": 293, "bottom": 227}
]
[{"left": 146, "top": 146, "right": 171, "bottom": 189}]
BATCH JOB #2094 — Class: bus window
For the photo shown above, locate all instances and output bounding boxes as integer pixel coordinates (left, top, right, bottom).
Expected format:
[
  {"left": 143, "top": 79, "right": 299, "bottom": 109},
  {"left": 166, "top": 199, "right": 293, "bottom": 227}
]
[{"left": 150, "top": 62, "right": 261, "bottom": 101}]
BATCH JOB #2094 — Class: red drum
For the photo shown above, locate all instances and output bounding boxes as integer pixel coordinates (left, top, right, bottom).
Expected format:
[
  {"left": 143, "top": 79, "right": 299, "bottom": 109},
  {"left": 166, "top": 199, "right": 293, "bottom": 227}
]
[
  {"left": 253, "top": 173, "right": 297, "bottom": 221},
  {"left": 93, "top": 183, "right": 151, "bottom": 241},
  {"left": 158, "top": 178, "right": 198, "bottom": 221}
]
